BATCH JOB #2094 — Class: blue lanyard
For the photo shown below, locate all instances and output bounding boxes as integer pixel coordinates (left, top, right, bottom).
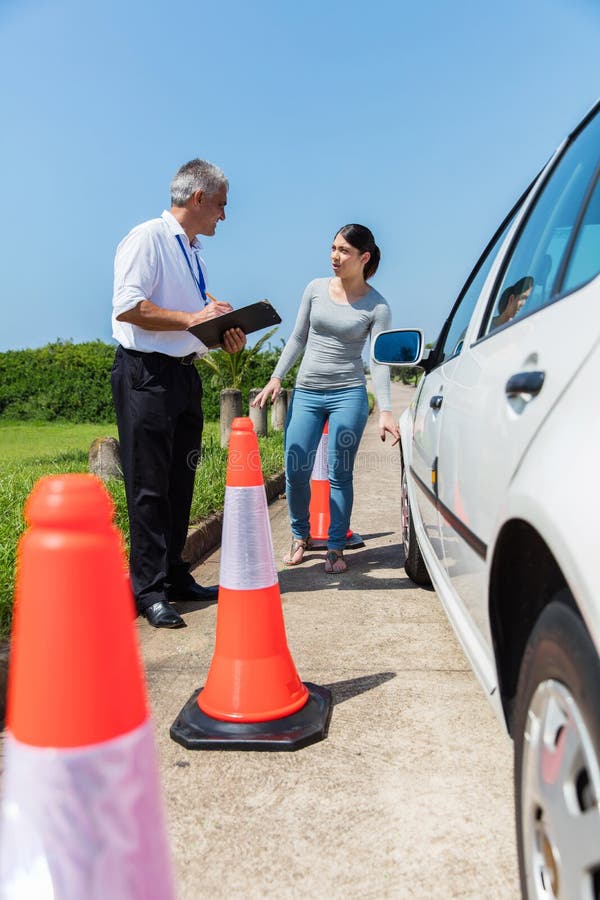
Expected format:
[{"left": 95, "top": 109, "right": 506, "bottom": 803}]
[{"left": 175, "top": 234, "right": 208, "bottom": 305}]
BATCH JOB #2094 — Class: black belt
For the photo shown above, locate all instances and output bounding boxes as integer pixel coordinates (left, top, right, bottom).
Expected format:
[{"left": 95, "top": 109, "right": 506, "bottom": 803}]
[{"left": 121, "top": 347, "right": 197, "bottom": 366}]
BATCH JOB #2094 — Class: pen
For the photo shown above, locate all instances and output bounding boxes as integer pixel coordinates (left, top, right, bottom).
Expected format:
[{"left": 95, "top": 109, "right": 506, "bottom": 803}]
[{"left": 206, "top": 292, "right": 218, "bottom": 304}]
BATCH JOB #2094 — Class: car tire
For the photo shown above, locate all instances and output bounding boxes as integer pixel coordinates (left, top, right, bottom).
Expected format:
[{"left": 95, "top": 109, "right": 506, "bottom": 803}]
[
  {"left": 400, "top": 456, "right": 430, "bottom": 585},
  {"left": 513, "top": 598, "right": 600, "bottom": 900}
]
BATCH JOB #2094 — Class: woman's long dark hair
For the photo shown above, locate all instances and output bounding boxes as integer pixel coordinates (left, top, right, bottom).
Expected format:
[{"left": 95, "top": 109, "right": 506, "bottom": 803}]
[{"left": 336, "top": 224, "right": 380, "bottom": 280}]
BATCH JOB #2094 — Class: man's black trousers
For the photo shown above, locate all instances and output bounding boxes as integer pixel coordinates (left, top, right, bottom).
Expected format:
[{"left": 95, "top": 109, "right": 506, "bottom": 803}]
[{"left": 111, "top": 346, "right": 203, "bottom": 612}]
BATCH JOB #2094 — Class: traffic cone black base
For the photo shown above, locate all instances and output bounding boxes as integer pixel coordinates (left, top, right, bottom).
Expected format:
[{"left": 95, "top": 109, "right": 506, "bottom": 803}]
[
  {"left": 309, "top": 539, "right": 328, "bottom": 549},
  {"left": 170, "top": 683, "right": 332, "bottom": 752},
  {"left": 309, "top": 531, "right": 365, "bottom": 550}
]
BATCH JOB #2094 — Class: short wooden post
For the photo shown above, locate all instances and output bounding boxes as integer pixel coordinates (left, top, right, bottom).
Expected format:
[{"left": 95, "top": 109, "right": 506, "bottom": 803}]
[
  {"left": 220, "top": 389, "right": 243, "bottom": 447},
  {"left": 249, "top": 389, "right": 267, "bottom": 437},
  {"left": 271, "top": 392, "right": 288, "bottom": 431},
  {"left": 88, "top": 436, "right": 123, "bottom": 481}
]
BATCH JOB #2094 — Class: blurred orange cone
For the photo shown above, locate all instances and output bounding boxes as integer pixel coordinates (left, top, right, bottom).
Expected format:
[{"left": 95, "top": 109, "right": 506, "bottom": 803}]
[
  {"left": 309, "top": 421, "right": 365, "bottom": 550},
  {"left": 0, "top": 475, "right": 175, "bottom": 899},
  {"left": 171, "top": 418, "right": 332, "bottom": 750},
  {"left": 308, "top": 421, "right": 330, "bottom": 544}
]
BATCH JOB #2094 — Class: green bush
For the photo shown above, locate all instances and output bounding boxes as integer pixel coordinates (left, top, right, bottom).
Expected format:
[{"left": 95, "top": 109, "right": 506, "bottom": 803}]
[
  {"left": 0, "top": 339, "right": 298, "bottom": 424},
  {"left": 0, "top": 341, "right": 117, "bottom": 422}
]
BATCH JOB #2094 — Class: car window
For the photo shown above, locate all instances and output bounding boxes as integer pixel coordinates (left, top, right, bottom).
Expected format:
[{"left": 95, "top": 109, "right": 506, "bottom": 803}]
[
  {"left": 435, "top": 217, "right": 514, "bottom": 365},
  {"left": 560, "top": 171, "right": 600, "bottom": 293},
  {"left": 484, "top": 109, "right": 600, "bottom": 336}
]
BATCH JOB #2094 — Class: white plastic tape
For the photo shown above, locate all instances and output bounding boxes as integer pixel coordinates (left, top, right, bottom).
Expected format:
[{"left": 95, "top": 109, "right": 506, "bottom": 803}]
[
  {"left": 311, "top": 432, "right": 329, "bottom": 482},
  {"left": 0, "top": 720, "right": 175, "bottom": 900},
  {"left": 220, "top": 485, "right": 278, "bottom": 590}
]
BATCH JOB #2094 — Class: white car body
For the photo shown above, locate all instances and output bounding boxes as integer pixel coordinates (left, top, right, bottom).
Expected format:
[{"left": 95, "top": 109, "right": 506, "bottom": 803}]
[
  {"left": 374, "top": 99, "right": 600, "bottom": 899},
  {"left": 400, "top": 263, "right": 600, "bottom": 720}
]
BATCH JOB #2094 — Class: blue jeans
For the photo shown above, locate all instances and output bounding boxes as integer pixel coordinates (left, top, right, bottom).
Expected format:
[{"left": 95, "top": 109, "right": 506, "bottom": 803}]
[{"left": 285, "top": 386, "right": 370, "bottom": 550}]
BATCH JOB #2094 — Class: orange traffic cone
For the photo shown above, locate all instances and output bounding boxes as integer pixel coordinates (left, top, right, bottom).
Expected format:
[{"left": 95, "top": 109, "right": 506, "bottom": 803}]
[
  {"left": 309, "top": 421, "right": 365, "bottom": 550},
  {"left": 0, "top": 474, "right": 175, "bottom": 899},
  {"left": 170, "top": 418, "right": 332, "bottom": 750}
]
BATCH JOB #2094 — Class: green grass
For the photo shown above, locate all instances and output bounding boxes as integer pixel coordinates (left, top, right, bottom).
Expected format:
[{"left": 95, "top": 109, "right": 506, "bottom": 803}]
[
  {"left": 0, "top": 421, "right": 120, "bottom": 463},
  {"left": 0, "top": 421, "right": 284, "bottom": 640}
]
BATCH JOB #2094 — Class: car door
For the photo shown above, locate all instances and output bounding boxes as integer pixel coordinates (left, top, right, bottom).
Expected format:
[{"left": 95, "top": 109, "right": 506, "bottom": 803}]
[
  {"left": 410, "top": 214, "right": 519, "bottom": 563},
  {"left": 435, "top": 107, "right": 600, "bottom": 644}
]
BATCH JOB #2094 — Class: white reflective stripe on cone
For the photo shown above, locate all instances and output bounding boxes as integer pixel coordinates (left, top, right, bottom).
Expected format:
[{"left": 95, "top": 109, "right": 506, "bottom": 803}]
[
  {"left": 220, "top": 485, "right": 277, "bottom": 591},
  {"left": 311, "top": 433, "right": 329, "bottom": 481},
  {"left": 0, "top": 720, "right": 175, "bottom": 900}
]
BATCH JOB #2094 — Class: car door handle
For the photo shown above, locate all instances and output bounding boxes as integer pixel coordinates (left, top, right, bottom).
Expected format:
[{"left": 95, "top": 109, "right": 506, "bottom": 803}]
[
  {"left": 430, "top": 395, "right": 443, "bottom": 410},
  {"left": 505, "top": 370, "right": 545, "bottom": 399}
]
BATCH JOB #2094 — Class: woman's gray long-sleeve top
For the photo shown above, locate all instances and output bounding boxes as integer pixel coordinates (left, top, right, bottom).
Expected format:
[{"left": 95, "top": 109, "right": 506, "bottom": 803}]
[{"left": 272, "top": 277, "right": 392, "bottom": 410}]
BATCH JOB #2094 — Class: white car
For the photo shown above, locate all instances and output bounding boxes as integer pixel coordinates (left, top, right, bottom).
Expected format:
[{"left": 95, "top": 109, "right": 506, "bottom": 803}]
[{"left": 374, "top": 100, "right": 600, "bottom": 899}]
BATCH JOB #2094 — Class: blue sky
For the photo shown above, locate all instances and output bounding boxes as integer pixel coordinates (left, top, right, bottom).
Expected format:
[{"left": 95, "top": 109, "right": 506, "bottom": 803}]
[{"left": 0, "top": 0, "right": 598, "bottom": 352}]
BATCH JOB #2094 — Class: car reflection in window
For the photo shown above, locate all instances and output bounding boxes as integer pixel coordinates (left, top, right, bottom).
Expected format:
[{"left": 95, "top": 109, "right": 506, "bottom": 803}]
[{"left": 489, "top": 275, "right": 534, "bottom": 332}]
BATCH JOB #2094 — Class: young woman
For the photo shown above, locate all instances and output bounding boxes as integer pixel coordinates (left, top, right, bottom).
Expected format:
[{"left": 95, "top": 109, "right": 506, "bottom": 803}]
[{"left": 253, "top": 224, "right": 399, "bottom": 574}]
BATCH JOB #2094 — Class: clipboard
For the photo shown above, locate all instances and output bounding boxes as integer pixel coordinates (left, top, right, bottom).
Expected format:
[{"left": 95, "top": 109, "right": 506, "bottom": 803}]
[{"left": 187, "top": 299, "right": 282, "bottom": 349}]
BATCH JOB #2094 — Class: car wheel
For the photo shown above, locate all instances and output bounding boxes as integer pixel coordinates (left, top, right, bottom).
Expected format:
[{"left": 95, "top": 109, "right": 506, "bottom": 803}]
[
  {"left": 514, "top": 598, "right": 600, "bottom": 900},
  {"left": 400, "top": 457, "right": 430, "bottom": 585}
]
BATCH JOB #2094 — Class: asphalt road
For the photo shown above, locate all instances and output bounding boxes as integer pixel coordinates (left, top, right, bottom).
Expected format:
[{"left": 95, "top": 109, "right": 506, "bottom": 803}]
[{"left": 142, "top": 381, "right": 520, "bottom": 899}]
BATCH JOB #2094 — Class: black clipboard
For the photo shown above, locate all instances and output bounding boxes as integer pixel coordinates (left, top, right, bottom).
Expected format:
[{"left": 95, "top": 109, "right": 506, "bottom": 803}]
[{"left": 187, "top": 300, "right": 282, "bottom": 349}]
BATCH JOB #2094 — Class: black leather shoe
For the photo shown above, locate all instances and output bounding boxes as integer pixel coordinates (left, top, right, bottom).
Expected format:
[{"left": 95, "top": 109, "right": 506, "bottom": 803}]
[
  {"left": 143, "top": 601, "right": 185, "bottom": 629},
  {"left": 167, "top": 582, "right": 218, "bottom": 602}
]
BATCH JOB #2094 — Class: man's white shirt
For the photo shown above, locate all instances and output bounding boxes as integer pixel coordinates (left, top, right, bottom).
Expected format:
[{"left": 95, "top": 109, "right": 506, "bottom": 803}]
[{"left": 112, "top": 210, "right": 209, "bottom": 356}]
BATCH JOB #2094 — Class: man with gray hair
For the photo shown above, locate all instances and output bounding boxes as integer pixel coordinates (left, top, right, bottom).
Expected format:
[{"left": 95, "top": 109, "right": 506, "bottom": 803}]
[{"left": 111, "top": 158, "right": 246, "bottom": 629}]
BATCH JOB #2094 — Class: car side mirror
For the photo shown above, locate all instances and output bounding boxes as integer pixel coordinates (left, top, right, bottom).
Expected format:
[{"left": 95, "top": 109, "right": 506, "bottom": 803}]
[{"left": 372, "top": 329, "right": 424, "bottom": 366}]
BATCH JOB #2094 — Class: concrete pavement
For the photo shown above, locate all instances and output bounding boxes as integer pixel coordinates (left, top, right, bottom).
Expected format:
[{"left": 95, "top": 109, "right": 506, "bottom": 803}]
[{"left": 141, "top": 381, "right": 519, "bottom": 899}]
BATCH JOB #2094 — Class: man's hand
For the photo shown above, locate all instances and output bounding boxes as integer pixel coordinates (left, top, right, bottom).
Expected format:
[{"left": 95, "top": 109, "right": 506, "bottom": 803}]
[
  {"left": 222, "top": 327, "right": 246, "bottom": 354},
  {"left": 188, "top": 300, "right": 233, "bottom": 327}
]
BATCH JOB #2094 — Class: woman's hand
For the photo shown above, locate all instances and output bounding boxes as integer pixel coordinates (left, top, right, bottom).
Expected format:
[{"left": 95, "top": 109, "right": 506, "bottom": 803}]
[
  {"left": 251, "top": 377, "right": 282, "bottom": 408},
  {"left": 379, "top": 410, "right": 400, "bottom": 445}
]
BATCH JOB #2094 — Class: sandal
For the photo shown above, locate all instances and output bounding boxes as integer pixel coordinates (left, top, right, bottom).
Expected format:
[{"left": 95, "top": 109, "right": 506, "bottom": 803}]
[
  {"left": 325, "top": 550, "right": 347, "bottom": 574},
  {"left": 284, "top": 537, "right": 311, "bottom": 566}
]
